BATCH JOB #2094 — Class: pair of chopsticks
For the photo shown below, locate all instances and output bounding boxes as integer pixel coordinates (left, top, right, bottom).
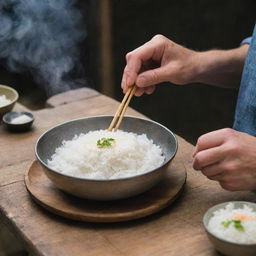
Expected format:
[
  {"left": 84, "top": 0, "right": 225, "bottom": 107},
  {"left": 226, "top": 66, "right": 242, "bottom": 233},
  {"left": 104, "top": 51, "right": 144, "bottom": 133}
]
[{"left": 108, "top": 85, "right": 136, "bottom": 131}]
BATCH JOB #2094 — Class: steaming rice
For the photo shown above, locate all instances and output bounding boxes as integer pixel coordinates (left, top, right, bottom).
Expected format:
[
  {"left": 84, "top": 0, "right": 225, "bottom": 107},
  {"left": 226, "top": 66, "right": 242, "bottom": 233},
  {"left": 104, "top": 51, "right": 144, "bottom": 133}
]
[
  {"left": 0, "top": 95, "right": 11, "bottom": 107},
  {"left": 208, "top": 203, "right": 256, "bottom": 244},
  {"left": 47, "top": 130, "right": 165, "bottom": 179}
]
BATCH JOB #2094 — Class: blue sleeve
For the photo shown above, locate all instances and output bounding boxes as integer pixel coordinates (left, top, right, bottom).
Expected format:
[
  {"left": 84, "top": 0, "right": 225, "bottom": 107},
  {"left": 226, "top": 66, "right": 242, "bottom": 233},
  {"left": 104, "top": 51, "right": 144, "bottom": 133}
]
[{"left": 241, "top": 37, "right": 252, "bottom": 45}]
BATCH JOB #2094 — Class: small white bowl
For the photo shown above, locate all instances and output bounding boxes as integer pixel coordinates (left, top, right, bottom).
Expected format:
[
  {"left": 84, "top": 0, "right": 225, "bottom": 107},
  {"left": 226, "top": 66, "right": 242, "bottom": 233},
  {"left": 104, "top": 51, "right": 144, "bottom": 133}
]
[
  {"left": 0, "top": 85, "right": 19, "bottom": 117},
  {"left": 3, "top": 111, "right": 34, "bottom": 132},
  {"left": 203, "top": 201, "right": 256, "bottom": 256}
]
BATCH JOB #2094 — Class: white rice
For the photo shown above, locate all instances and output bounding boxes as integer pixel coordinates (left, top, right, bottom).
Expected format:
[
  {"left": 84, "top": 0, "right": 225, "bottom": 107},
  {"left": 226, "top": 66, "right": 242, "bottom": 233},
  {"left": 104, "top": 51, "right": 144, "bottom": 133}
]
[
  {"left": 207, "top": 203, "right": 256, "bottom": 244},
  {"left": 47, "top": 130, "right": 165, "bottom": 179},
  {"left": 0, "top": 95, "right": 11, "bottom": 107},
  {"left": 11, "top": 114, "right": 32, "bottom": 124}
]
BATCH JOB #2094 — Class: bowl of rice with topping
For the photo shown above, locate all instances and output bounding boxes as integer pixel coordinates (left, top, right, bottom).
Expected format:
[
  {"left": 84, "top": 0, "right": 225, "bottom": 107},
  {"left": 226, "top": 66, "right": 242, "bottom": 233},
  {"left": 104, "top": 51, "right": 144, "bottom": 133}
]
[
  {"left": 203, "top": 201, "right": 256, "bottom": 256},
  {"left": 0, "top": 85, "right": 19, "bottom": 117},
  {"left": 36, "top": 115, "right": 178, "bottom": 200}
]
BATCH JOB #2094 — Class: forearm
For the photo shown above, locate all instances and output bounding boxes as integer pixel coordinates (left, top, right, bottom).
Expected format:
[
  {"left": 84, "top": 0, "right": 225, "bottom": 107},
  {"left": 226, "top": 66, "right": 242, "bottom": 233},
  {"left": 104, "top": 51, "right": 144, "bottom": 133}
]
[{"left": 192, "top": 44, "right": 249, "bottom": 88}]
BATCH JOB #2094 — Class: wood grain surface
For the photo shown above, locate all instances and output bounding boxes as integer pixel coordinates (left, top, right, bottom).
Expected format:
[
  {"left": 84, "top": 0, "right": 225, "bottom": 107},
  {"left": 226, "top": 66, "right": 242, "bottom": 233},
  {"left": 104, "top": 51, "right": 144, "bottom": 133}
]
[
  {"left": 25, "top": 161, "right": 186, "bottom": 223},
  {"left": 46, "top": 87, "right": 99, "bottom": 107},
  {"left": 0, "top": 88, "right": 256, "bottom": 256}
]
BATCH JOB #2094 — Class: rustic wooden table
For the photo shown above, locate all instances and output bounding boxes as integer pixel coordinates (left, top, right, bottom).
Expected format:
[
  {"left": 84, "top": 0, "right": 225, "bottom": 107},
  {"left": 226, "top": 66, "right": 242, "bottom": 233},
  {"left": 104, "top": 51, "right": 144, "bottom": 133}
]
[{"left": 0, "top": 88, "right": 255, "bottom": 256}]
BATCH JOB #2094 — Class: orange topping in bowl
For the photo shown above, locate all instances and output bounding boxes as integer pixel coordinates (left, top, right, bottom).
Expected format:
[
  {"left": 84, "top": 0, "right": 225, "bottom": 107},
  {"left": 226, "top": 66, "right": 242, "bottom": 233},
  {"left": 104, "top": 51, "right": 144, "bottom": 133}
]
[{"left": 232, "top": 213, "right": 256, "bottom": 221}]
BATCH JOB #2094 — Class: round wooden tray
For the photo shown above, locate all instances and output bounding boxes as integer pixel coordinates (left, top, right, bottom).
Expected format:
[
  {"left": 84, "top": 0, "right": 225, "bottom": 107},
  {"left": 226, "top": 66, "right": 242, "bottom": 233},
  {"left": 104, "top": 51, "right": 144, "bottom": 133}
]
[{"left": 25, "top": 161, "right": 186, "bottom": 222}]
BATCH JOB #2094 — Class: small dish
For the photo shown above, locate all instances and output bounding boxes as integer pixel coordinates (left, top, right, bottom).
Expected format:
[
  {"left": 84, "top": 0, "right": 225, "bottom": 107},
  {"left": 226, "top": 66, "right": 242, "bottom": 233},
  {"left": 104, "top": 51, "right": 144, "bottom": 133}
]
[
  {"left": 3, "top": 111, "right": 34, "bottom": 132},
  {"left": 0, "top": 85, "right": 19, "bottom": 117},
  {"left": 203, "top": 201, "right": 256, "bottom": 256}
]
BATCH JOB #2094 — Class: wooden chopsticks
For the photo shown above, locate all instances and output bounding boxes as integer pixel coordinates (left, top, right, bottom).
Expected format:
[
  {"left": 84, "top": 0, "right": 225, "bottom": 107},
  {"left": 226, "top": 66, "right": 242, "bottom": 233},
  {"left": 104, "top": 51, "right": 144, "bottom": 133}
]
[{"left": 108, "top": 85, "right": 136, "bottom": 131}]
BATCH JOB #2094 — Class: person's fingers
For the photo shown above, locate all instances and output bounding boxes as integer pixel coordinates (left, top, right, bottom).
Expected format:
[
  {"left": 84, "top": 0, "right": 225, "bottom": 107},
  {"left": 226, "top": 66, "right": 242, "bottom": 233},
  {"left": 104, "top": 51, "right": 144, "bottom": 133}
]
[
  {"left": 200, "top": 163, "right": 225, "bottom": 178},
  {"left": 132, "top": 36, "right": 165, "bottom": 63},
  {"left": 122, "top": 36, "right": 166, "bottom": 91},
  {"left": 121, "top": 75, "right": 127, "bottom": 92},
  {"left": 136, "top": 66, "right": 171, "bottom": 87},
  {"left": 134, "top": 87, "right": 145, "bottom": 97},
  {"left": 121, "top": 60, "right": 142, "bottom": 92},
  {"left": 123, "top": 83, "right": 155, "bottom": 96},
  {"left": 193, "top": 129, "right": 229, "bottom": 156},
  {"left": 206, "top": 173, "right": 225, "bottom": 181},
  {"left": 219, "top": 181, "right": 238, "bottom": 191},
  {"left": 122, "top": 44, "right": 156, "bottom": 91},
  {"left": 145, "top": 85, "right": 156, "bottom": 95},
  {"left": 193, "top": 146, "right": 225, "bottom": 170}
]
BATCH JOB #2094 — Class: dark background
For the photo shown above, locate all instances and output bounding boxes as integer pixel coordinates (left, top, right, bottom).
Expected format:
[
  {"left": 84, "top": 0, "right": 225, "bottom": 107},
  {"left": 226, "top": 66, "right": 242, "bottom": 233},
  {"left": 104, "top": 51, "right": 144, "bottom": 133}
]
[{"left": 0, "top": 0, "right": 255, "bottom": 145}]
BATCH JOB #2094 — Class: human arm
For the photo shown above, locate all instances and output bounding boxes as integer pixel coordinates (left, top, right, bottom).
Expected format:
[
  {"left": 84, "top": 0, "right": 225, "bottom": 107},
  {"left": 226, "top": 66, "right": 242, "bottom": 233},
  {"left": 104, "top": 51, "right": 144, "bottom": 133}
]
[
  {"left": 195, "top": 45, "right": 249, "bottom": 89},
  {"left": 193, "top": 128, "right": 256, "bottom": 191},
  {"left": 121, "top": 34, "right": 249, "bottom": 96}
]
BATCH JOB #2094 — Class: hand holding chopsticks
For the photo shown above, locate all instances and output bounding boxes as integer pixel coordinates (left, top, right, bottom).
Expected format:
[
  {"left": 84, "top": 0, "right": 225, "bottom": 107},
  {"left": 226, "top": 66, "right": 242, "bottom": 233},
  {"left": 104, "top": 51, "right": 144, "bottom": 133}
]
[{"left": 108, "top": 85, "right": 136, "bottom": 131}]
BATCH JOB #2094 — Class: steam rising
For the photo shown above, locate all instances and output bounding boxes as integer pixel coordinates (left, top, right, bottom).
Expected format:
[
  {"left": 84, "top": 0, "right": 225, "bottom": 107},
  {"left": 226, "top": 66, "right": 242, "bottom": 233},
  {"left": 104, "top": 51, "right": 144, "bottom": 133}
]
[{"left": 0, "top": 0, "right": 87, "bottom": 96}]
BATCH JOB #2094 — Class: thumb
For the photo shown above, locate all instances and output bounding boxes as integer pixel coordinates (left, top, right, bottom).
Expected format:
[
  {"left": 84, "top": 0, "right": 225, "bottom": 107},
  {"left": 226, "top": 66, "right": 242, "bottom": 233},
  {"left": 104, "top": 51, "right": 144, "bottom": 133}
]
[{"left": 136, "top": 66, "right": 170, "bottom": 87}]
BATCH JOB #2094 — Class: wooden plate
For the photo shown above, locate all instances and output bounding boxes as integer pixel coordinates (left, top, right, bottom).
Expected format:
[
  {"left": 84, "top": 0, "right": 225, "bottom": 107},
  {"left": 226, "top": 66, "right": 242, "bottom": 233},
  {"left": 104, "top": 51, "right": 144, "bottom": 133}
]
[{"left": 25, "top": 161, "right": 186, "bottom": 222}]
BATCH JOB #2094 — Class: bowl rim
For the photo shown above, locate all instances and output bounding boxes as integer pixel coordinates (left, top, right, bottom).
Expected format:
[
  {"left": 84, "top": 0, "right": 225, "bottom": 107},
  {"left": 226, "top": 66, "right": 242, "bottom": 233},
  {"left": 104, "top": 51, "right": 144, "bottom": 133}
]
[
  {"left": 0, "top": 84, "right": 19, "bottom": 106},
  {"left": 35, "top": 115, "right": 178, "bottom": 182},
  {"left": 203, "top": 200, "right": 256, "bottom": 246},
  {"left": 3, "top": 111, "right": 35, "bottom": 125}
]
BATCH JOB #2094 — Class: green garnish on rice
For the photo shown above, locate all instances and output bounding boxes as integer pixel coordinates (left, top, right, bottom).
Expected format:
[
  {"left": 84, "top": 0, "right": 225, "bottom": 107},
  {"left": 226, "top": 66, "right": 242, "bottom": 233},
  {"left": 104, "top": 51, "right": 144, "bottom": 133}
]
[
  {"left": 97, "top": 137, "right": 115, "bottom": 147},
  {"left": 221, "top": 219, "right": 245, "bottom": 232}
]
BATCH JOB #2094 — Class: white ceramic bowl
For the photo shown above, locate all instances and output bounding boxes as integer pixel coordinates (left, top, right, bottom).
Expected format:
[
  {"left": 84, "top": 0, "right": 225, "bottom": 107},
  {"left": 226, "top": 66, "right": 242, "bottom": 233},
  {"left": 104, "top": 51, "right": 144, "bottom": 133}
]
[{"left": 203, "top": 201, "right": 256, "bottom": 256}]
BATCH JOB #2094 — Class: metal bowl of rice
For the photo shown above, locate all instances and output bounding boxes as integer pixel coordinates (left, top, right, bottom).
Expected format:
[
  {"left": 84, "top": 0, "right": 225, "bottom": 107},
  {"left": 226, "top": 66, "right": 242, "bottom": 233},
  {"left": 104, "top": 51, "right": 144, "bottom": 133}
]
[
  {"left": 0, "top": 84, "right": 19, "bottom": 117},
  {"left": 203, "top": 201, "right": 256, "bottom": 256},
  {"left": 35, "top": 116, "right": 178, "bottom": 200}
]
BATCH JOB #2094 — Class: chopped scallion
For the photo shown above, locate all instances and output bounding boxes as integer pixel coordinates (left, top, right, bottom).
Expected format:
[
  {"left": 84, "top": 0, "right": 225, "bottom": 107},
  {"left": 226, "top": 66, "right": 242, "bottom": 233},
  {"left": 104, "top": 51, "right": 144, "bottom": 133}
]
[
  {"left": 97, "top": 137, "right": 115, "bottom": 147},
  {"left": 221, "top": 219, "right": 244, "bottom": 232}
]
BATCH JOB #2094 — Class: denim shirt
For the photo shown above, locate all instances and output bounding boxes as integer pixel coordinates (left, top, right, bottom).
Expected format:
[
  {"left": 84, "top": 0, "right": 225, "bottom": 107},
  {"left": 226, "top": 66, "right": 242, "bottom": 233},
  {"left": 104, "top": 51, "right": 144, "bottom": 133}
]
[{"left": 233, "top": 25, "right": 256, "bottom": 135}]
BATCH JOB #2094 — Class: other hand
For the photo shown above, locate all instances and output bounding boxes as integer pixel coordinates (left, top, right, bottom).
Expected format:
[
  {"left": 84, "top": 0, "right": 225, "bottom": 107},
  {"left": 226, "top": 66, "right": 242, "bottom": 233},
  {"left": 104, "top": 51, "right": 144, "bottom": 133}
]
[{"left": 193, "top": 128, "right": 256, "bottom": 191}]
